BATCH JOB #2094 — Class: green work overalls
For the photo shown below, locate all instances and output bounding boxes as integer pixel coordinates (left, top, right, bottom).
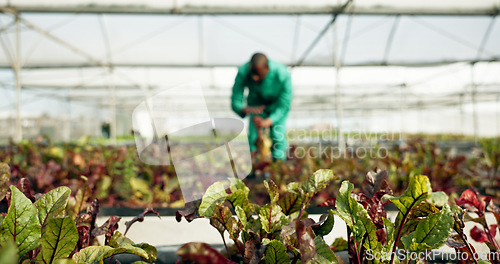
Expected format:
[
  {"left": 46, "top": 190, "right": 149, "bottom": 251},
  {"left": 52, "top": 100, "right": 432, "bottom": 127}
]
[{"left": 231, "top": 60, "right": 292, "bottom": 160}]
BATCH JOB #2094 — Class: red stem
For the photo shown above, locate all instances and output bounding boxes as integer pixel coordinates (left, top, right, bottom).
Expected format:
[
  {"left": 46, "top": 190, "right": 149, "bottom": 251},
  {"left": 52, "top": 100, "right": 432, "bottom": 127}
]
[
  {"left": 458, "top": 230, "right": 480, "bottom": 264},
  {"left": 234, "top": 238, "right": 244, "bottom": 256},
  {"left": 221, "top": 235, "right": 230, "bottom": 257},
  {"left": 389, "top": 198, "right": 422, "bottom": 264},
  {"left": 484, "top": 225, "right": 500, "bottom": 251}
]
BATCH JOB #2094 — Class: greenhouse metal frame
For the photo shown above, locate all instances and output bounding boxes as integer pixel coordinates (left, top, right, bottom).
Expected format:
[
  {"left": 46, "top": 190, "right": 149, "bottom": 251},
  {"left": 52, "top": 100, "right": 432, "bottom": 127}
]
[{"left": 0, "top": 0, "right": 499, "bottom": 143}]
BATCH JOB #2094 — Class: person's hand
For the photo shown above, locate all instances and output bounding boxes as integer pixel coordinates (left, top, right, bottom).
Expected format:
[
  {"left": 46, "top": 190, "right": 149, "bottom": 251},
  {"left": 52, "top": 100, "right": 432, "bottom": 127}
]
[
  {"left": 242, "top": 106, "right": 265, "bottom": 115},
  {"left": 253, "top": 116, "right": 273, "bottom": 128},
  {"left": 252, "top": 116, "right": 263, "bottom": 127},
  {"left": 259, "top": 118, "right": 273, "bottom": 128}
]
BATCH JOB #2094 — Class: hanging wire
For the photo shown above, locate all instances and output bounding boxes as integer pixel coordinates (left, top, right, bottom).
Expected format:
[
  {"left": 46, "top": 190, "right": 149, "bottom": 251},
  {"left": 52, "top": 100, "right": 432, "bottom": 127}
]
[
  {"left": 294, "top": 0, "right": 352, "bottom": 67},
  {"left": 410, "top": 16, "right": 497, "bottom": 58},
  {"left": 111, "top": 16, "right": 189, "bottom": 57},
  {"left": 382, "top": 15, "right": 400, "bottom": 64},
  {"left": 348, "top": 16, "right": 391, "bottom": 40},
  {"left": 0, "top": 19, "right": 15, "bottom": 68},
  {"left": 476, "top": 15, "right": 497, "bottom": 59},
  {"left": 22, "top": 14, "right": 80, "bottom": 67},
  {"left": 340, "top": 14, "right": 354, "bottom": 65},
  {"left": 291, "top": 15, "right": 301, "bottom": 63},
  {"left": 99, "top": 15, "right": 113, "bottom": 66},
  {"left": 472, "top": 15, "right": 497, "bottom": 87}
]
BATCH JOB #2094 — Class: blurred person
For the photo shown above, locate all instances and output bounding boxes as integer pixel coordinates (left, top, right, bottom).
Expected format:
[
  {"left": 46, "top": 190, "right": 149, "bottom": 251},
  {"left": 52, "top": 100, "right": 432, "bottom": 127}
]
[{"left": 231, "top": 53, "right": 292, "bottom": 160}]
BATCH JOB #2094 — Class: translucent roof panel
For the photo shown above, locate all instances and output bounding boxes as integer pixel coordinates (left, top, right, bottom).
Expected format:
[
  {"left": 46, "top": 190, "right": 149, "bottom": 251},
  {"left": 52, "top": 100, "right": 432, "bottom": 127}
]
[
  {"left": 0, "top": 13, "right": 498, "bottom": 68},
  {"left": 0, "top": 3, "right": 499, "bottom": 138}
]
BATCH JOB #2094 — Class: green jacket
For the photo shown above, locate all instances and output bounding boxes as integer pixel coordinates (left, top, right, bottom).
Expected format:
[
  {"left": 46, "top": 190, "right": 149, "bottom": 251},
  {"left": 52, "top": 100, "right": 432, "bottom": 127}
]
[{"left": 231, "top": 60, "right": 292, "bottom": 123}]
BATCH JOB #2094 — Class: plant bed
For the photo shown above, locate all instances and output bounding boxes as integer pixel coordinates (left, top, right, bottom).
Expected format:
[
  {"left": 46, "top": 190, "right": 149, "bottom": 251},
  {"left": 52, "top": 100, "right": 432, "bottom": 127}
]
[
  {"left": 1, "top": 136, "right": 499, "bottom": 211},
  {"left": 0, "top": 174, "right": 161, "bottom": 264},
  {"left": 1, "top": 162, "right": 499, "bottom": 263},
  {"left": 1, "top": 134, "right": 500, "bottom": 263},
  {"left": 174, "top": 169, "right": 500, "bottom": 264}
]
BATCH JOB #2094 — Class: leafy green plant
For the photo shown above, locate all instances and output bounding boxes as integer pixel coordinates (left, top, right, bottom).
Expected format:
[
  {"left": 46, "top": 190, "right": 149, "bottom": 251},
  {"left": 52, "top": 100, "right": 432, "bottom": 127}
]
[
  {"left": 0, "top": 164, "right": 160, "bottom": 264},
  {"left": 177, "top": 169, "right": 341, "bottom": 263},
  {"left": 328, "top": 169, "right": 455, "bottom": 264},
  {"left": 1, "top": 140, "right": 179, "bottom": 208},
  {"left": 2, "top": 135, "right": 500, "bottom": 210},
  {"left": 178, "top": 168, "right": 488, "bottom": 263}
]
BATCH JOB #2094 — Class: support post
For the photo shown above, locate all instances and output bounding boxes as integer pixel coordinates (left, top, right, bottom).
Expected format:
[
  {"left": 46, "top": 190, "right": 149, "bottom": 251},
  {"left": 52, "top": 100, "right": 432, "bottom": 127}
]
[
  {"left": 497, "top": 95, "right": 500, "bottom": 137},
  {"left": 399, "top": 83, "right": 407, "bottom": 141},
  {"left": 333, "top": 15, "right": 345, "bottom": 152},
  {"left": 14, "top": 13, "right": 22, "bottom": 142},
  {"left": 471, "top": 63, "right": 478, "bottom": 142},
  {"left": 198, "top": 15, "right": 203, "bottom": 65},
  {"left": 459, "top": 93, "right": 465, "bottom": 135},
  {"left": 109, "top": 72, "right": 117, "bottom": 144},
  {"left": 63, "top": 88, "right": 71, "bottom": 141}
]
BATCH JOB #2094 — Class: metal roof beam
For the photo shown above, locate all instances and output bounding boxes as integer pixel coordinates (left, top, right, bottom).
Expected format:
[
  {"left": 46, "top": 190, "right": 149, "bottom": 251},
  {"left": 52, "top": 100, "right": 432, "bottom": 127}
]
[
  {"left": 2, "top": 59, "right": 499, "bottom": 69},
  {"left": 2, "top": 4, "right": 500, "bottom": 16}
]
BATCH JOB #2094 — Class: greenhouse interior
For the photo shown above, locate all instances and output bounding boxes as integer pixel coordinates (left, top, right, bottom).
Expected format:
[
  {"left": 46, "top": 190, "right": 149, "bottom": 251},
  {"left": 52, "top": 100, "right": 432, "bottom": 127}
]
[{"left": 0, "top": 0, "right": 500, "bottom": 263}]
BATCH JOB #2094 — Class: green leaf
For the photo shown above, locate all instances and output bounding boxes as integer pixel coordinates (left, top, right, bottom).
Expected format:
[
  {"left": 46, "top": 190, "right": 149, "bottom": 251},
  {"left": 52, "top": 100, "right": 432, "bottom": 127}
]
[
  {"left": 38, "top": 217, "right": 78, "bottom": 264},
  {"left": 198, "top": 182, "right": 228, "bottom": 218},
  {"left": 72, "top": 243, "right": 157, "bottom": 264},
  {"left": 427, "top": 191, "right": 448, "bottom": 207},
  {"left": 399, "top": 202, "right": 441, "bottom": 237},
  {"left": 72, "top": 178, "right": 91, "bottom": 217},
  {"left": 411, "top": 202, "right": 441, "bottom": 218},
  {"left": 72, "top": 246, "right": 112, "bottom": 264},
  {"left": 382, "top": 217, "right": 396, "bottom": 253},
  {"left": 53, "top": 259, "right": 76, "bottom": 264},
  {"left": 124, "top": 243, "right": 157, "bottom": 262},
  {"left": 259, "top": 204, "right": 286, "bottom": 234},
  {"left": 312, "top": 210, "right": 335, "bottom": 237},
  {"left": 95, "top": 176, "right": 112, "bottom": 199},
  {"left": 210, "top": 203, "right": 242, "bottom": 240},
  {"left": 262, "top": 240, "right": 290, "bottom": 264},
  {"left": 0, "top": 163, "right": 10, "bottom": 202},
  {"left": 330, "top": 237, "right": 348, "bottom": 252},
  {"left": 302, "top": 169, "right": 336, "bottom": 195},
  {"left": 264, "top": 180, "right": 279, "bottom": 204},
  {"left": 312, "top": 236, "right": 338, "bottom": 264},
  {"left": 228, "top": 178, "right": 249, "bottom": 196},
  {"left": 130, "top": 177, "right": 153, "bottom": 202},
  {"left": 334, "top": 181, "right": 381, "bottom": 256},
  {"left": 227, "top": 189, "right": 252, "bottom": 217},
  {"left": 0, "top": 186, "right": 41, "bottom": 257},
  {"left": 402, "top": 204, "right": 454, "bottom": 252},
  {"left": 285, "top": 182, "right": 301, "bottom": 195},
  {"left": 108, "top": 231, "right": 135, "bottom": 248},
  {"left": 235, "top": 205, "right": 247, "bottom": 227},
  {"left": 386, "top": 175, "right": 432, "bottom": 215},
  {"left": 35, "top": 186, "right": 71, "bottom": 229},
  {"left": 278, "top": 192, "right": 303, "bottom": 216},
  {"left": 0, "top": 240, "right": 18, "bottom": 264},
  {"left": 107, "top": 232, "right": 157, "bottom": 262}
]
